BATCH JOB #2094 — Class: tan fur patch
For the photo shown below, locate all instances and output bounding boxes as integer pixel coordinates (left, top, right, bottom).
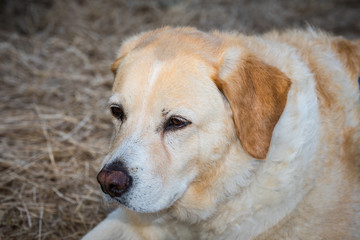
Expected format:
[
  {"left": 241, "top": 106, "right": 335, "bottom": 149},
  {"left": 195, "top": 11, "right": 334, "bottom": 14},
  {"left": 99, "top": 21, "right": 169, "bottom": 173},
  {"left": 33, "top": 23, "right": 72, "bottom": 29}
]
[
  {"left": 342, "top": 127, "right": 360, "bottom": 175},
  {"left": 332, "top": 38, "right": 360, "bottom": 79},
  {"left": 215, "top": 55, "right": 291, "bottom": 159}
]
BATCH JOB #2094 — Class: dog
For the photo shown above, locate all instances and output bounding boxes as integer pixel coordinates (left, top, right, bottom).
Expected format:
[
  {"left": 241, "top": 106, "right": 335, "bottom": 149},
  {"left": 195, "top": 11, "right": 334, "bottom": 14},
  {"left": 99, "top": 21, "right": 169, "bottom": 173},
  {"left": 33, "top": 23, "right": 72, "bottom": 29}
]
[{"left": 82, "top": 27, "right": 360, "bottom": 239}]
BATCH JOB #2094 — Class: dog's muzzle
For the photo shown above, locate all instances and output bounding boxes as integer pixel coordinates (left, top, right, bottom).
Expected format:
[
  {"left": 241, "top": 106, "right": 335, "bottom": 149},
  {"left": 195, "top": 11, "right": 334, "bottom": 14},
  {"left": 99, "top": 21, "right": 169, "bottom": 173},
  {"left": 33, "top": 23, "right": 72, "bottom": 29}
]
[{"left": 97, "top": 162, "right": 132, "bottom": 198}]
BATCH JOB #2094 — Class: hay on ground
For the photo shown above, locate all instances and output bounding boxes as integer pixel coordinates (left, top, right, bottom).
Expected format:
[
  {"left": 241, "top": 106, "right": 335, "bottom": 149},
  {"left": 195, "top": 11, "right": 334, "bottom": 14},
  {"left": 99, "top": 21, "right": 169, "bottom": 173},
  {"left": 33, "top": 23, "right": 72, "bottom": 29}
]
[{"left": 0, "top": 0, "right": 359, "bottom": 239}]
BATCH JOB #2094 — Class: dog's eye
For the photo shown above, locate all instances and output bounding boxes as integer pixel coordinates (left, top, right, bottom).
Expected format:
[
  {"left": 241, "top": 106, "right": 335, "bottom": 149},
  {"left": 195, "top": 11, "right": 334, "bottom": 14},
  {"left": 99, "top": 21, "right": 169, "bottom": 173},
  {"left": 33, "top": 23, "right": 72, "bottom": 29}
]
[
  {"left": 164, "top": 116, "right": 191, "bottom": 132},
  {"left": 110, "top": 105, "right": 125, "bottom": 121}
]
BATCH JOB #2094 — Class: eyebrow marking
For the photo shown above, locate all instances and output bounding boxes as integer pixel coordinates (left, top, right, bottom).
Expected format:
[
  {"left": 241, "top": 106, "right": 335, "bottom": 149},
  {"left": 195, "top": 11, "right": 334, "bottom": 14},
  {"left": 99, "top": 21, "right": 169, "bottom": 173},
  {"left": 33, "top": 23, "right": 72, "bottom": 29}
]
[{"left": 161, "top": 108, "right": 170, "bottom": 117}]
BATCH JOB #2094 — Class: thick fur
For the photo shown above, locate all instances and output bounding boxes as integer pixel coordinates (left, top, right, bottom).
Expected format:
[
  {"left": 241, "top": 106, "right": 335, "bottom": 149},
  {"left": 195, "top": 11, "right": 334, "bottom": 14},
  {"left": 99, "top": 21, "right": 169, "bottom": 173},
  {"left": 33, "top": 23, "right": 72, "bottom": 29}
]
[{"left": 83, "top": 27, "right": 360, "bottom": 240}]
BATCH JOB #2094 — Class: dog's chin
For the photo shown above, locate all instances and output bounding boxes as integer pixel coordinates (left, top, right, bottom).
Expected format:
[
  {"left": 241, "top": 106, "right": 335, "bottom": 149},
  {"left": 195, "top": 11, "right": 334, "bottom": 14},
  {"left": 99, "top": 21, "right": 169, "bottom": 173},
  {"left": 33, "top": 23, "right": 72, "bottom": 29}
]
[{"left": 102, "top": 191, "right": 182, "bottom": 214}]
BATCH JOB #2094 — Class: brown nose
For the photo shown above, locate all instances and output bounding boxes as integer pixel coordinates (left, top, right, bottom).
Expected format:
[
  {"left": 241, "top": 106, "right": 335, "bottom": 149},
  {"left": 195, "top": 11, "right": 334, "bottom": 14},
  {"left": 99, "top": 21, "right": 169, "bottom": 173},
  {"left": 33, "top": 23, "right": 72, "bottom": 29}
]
[{"left": 96, "top": 162, "right": 132, "bottom": 198}]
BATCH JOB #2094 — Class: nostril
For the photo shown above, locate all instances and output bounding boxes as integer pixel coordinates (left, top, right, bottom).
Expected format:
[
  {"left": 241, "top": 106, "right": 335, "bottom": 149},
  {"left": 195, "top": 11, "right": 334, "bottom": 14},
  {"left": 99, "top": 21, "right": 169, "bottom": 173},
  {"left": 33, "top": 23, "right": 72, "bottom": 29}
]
[
  {"left": 109, "top": 184, "right": 117, "bottom": 190},
  {"left": 97, "top": 170, "right": 107, "bottom": 186},
  {"left": 108, "top": 184, "right": 118, "bottom": 195},
  {"left": 96, "top": 162, "right": 132, "bottom": 198},
  {"left": 108, "top": 183, "right": 126, "bottom": 196},
  {"left": 97, "top": 170, "right": 108, "bottom": 193}
]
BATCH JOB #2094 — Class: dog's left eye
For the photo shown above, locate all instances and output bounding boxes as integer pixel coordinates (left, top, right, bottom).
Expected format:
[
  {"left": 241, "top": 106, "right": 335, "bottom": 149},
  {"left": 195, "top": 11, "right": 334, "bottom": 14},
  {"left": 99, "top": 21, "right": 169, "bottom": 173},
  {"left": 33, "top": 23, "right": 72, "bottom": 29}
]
[
  {"left": 110, "top": 105, "right": 125, "bottom": 121},
  {"left": 164, "top": 116, "right": 191, "bottom": 132}
]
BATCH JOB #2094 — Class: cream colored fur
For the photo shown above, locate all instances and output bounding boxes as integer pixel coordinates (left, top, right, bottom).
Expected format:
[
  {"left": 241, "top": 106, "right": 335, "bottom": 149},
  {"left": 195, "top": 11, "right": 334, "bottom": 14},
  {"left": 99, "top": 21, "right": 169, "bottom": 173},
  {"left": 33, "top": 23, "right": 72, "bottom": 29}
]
[{"left": 82, "top": 27, "right": 360, "bottom": 240}]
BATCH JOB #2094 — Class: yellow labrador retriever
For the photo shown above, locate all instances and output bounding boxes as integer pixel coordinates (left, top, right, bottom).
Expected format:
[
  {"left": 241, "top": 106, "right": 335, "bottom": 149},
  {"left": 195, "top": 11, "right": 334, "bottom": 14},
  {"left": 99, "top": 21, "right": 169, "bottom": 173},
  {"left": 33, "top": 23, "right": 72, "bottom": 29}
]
[{"left": 83, "top": 27, "right": 360, "bottom": 240}]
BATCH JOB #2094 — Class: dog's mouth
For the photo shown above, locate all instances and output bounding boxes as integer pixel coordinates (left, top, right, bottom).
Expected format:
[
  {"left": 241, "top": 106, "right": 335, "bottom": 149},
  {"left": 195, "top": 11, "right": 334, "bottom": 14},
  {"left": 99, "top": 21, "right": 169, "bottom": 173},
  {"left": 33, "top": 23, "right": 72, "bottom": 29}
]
[
  {"left": 97, "top": 153, "right": 190, "bottom": 213},
  {"left": 101, "top": 180, "right": 185, "bottom": 213},
  {"left": 112, "top": 191, "right": 181, "bottom": 213}
]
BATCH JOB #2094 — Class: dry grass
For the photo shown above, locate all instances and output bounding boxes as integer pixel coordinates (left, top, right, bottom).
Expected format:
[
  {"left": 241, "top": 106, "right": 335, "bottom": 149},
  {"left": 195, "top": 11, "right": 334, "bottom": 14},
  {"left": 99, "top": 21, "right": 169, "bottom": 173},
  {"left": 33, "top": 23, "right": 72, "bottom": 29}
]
[{"left": 0, "top": 0, "right": 359, "bottom": 239}]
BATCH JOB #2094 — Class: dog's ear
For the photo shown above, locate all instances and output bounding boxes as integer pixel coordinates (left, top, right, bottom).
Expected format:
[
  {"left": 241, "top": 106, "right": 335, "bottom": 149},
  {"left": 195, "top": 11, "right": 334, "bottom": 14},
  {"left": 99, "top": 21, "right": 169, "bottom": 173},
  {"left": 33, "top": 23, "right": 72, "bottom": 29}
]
[
  {"left": 110, "top": 33, "right": 144, "bottom": 76},
  {"left": 110, "top": 57, "right": 125, "bottom": 76},
  {"left": 215, "top": 51, "right": 291, "bottom": 159},
  {"left": 110, "top": 57, "right": 124, "bottom": 76}
]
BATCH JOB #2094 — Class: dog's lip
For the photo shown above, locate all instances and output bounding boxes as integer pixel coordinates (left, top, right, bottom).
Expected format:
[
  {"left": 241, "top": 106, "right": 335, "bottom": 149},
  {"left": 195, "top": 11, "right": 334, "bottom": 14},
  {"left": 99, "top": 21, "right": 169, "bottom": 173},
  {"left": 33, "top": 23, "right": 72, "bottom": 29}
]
[
  {"left": 109, "top": 196, "right": 145, "bottom": 212},
  {"left": 106, "top": 188, "right": 183, "bottom": 213}
]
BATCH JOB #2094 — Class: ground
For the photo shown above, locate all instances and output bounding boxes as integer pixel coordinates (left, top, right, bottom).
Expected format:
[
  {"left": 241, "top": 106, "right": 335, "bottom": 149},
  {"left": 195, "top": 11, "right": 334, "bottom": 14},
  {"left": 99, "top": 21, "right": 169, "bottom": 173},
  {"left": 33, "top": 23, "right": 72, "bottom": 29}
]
[{"left": 0, "top": 0, "right": 359, "bottom": 239}]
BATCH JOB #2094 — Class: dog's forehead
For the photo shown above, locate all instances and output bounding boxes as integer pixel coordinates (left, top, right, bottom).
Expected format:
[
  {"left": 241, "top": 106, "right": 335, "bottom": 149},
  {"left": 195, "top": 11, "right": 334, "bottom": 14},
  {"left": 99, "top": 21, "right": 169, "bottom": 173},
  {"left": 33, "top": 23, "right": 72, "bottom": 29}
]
[
  {"left": 113, "top": 31, "right": 220, "bottom": 89},
  {"left": 112, "top": 46, "right": 217, "bottom": 111},
  {"left": 137, "top": 30, "right": 220, "bottom": 59}
]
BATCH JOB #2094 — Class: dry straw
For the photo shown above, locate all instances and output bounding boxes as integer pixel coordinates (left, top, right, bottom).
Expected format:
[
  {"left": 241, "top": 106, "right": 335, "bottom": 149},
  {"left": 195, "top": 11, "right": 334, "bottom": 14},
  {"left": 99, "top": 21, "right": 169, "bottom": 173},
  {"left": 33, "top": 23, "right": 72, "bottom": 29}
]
[{"left": 0, "top": 0, "right": 359, "bottom": 239}]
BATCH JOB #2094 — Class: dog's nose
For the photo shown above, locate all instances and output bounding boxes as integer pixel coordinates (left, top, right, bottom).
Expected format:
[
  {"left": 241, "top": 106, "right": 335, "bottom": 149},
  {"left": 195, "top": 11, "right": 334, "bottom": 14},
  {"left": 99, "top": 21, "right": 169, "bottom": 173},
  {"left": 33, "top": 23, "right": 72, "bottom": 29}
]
[{"left": 97, "top": 162, "right": 132, "bottom": 198}]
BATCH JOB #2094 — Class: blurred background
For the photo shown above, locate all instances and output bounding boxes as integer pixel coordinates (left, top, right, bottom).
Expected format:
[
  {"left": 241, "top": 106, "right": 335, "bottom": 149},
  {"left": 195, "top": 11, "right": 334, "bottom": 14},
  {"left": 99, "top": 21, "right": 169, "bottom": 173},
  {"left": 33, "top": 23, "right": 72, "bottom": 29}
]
[{"left": 0, "top": 0, "right": 359, "bottom": 239}]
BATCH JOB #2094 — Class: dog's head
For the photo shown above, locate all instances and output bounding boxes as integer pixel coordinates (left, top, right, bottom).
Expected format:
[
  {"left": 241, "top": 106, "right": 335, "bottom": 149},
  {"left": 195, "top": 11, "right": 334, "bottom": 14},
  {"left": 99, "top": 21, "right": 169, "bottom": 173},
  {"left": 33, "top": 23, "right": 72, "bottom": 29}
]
[{"left": 97, "top": 27, "right": 291, "bottom": 213}]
